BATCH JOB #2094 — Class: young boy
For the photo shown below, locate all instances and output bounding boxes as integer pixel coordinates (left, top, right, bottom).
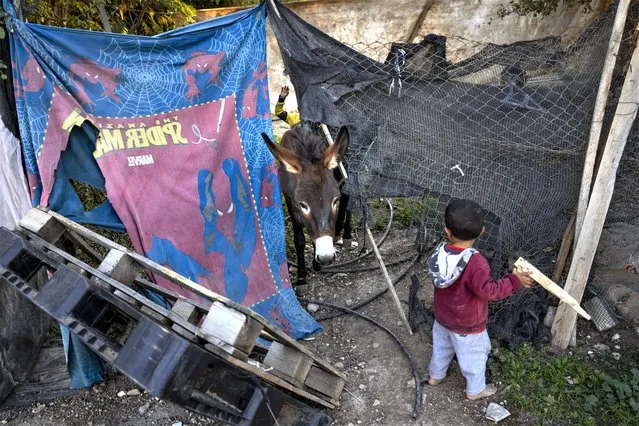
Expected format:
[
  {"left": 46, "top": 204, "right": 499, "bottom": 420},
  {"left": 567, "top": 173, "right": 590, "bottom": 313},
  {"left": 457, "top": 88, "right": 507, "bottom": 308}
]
[{"left": 427, "top": 199, "right": 533, "bottom": 400}]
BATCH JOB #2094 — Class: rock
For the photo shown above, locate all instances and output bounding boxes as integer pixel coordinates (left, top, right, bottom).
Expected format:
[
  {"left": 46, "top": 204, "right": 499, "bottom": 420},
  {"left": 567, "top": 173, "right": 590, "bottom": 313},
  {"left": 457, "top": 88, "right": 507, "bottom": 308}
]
[
  {"left": 613, "top": 352, "right": 621, "bottom": 361},
  {"left": 335, "top": 362, "right": 345, "bottom": 369},
  {"left": 373, "top": 399, "right": 381, "bottom": 407},
  {"left": 32, "top": 404, "right": 46, "bottom": 414},
  {"left": 307, "top": 303, "right": 319, "bottom": 313},
  {"left": 593, "top": 343, "right": 611, "bottom": 354},
  {"left": 346, "top": 299, "right": 353, "bottom": 307},
  {"left": 138, "top": 404, "right": 151, "bottom": 415},
  {"left": 611, "top": 333, "right": 620, "bottom": 341},
  {"left": 373, "top": 342, "right": 380, "bottom": 349},
  {"left": 127, "top": 389, "right": 141, "bottom": 396},
  {"left": 614, "top": 345, "right": 621, "bottom": 350},
  {"left": 172, "top": 422, "right": 183, "bottom": 426},
  {"left": 117, "top": 391, "right": 127, "bottom": 397},
  {"left": 359, "top": 384, "right": 367, "bottom": 390}
]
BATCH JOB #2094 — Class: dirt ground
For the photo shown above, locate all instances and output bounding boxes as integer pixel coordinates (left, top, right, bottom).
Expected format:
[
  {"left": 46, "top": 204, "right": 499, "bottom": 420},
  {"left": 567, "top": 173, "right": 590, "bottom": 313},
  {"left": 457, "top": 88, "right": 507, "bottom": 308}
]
[{"left": 2, "top": 227, "right": 639, "bottom": 426}]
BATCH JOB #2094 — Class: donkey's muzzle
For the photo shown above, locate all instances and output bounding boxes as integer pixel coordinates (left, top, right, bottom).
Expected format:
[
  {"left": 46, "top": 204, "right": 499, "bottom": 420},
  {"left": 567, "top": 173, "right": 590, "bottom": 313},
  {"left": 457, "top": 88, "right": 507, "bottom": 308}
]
[{"left": 314, "top": 236, "right": 336, "bottom": 265}]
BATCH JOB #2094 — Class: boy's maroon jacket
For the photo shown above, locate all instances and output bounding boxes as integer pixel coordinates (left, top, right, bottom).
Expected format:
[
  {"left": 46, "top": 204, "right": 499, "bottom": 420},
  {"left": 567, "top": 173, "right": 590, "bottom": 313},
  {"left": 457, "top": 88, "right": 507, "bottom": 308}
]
[{"left": 432, "top": 245, "right": 522, "bottom": 334}]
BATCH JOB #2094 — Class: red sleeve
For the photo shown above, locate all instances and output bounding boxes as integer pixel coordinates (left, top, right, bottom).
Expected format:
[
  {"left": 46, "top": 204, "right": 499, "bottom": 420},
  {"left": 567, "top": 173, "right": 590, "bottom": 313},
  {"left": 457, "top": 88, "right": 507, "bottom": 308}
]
[{"left": 465, "top": 255, "right": 522, "bottom": 301}]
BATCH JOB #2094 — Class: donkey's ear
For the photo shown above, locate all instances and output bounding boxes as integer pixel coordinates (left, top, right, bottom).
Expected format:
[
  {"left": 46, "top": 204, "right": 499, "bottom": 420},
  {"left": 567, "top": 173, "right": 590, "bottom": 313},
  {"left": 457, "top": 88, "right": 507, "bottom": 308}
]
[
  {"left": 323, "top": 126, "right": 350, "bottom": 170},
  {"left": 261, "top": 133, "right": 303, "bottom": 174}
]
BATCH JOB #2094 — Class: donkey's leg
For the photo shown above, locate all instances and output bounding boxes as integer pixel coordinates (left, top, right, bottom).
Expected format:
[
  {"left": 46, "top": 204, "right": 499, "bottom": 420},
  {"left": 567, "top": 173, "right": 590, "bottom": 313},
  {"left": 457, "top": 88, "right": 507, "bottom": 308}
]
[
  {"left": 286, "top": 199, "right": 308, "bottom": 286},
  {"left": 335, "top": 192, "right": 349, "bottom": 244},
  {"left": 341, "top": 193, "right": 353, "bottom": 240}
]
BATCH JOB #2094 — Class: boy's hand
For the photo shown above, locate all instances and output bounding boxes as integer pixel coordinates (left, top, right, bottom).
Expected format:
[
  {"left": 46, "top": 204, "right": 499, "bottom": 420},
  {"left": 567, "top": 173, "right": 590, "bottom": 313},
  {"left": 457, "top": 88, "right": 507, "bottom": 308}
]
[
  {"left": 280, "top": 86, "right": 289, "bottom": 98},
  {"left": 513, "top": 268, "right": 534, "bottom": 288}
]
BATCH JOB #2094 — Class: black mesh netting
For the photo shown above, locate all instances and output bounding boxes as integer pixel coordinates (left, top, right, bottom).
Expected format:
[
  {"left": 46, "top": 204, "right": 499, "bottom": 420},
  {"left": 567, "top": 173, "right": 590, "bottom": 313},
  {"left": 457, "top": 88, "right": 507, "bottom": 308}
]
[{"left": 267, "top": 1, "right": 636, "bottom": 347}]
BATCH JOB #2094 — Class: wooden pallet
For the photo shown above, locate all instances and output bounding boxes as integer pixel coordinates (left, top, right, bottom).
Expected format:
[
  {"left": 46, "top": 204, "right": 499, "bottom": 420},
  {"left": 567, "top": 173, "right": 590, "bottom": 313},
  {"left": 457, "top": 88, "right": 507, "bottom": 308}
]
[{"left": 16, "top": 207, "right": 346, "bottom": 408}]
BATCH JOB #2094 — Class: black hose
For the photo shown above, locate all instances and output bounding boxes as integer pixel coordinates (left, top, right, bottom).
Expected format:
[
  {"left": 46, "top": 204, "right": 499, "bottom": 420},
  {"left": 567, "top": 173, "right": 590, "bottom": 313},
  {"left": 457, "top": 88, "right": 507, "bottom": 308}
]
[
  {"left": 315, "top": 254, "right": 420, "bottom": 321},
  {"left": 298, "top": 297, "right": 422, "bottom": 420},
  {"left": 319, "top": 252, "right": 415, "bottom": 274}
]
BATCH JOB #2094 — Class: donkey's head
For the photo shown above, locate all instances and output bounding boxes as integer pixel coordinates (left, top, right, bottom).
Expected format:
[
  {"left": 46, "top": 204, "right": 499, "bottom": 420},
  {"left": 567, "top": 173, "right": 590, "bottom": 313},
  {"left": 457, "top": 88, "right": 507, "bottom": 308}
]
[{"left": 262, "top": 126, "right": 349, "bottom": 265}]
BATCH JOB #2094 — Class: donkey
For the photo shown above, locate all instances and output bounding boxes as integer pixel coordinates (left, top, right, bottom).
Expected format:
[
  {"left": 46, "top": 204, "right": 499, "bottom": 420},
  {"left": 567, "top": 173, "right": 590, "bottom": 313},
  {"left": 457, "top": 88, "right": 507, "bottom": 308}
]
[{"left": 261, "top": 125, "right": 350, "bottom": 287}]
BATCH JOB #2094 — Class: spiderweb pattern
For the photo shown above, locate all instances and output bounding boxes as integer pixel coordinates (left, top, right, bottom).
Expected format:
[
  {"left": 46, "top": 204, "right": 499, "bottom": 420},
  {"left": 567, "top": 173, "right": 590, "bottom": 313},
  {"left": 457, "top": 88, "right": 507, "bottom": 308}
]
[{"left": 97, "top": 39, "right": 186, "bottom": 116}]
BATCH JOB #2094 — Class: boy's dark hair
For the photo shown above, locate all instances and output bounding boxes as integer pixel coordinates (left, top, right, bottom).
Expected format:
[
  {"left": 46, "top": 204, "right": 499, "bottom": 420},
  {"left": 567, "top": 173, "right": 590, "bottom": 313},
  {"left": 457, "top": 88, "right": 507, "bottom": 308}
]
[{"left": 444, "top": 199, "right": 484, "bottom": 241}]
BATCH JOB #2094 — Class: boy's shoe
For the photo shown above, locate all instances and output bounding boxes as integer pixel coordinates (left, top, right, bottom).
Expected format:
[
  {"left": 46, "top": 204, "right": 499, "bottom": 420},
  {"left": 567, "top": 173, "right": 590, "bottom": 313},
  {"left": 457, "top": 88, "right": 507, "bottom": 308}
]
[{"left": 466, "top": 384, "right": 497, "bottom": 400}]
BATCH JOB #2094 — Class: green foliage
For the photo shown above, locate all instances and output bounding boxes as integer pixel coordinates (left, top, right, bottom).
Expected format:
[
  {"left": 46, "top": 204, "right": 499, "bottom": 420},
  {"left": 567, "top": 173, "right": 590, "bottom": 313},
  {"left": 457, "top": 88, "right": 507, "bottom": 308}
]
[
  {"left": 490, "top": 344, "right": 639, "bottom": 425},
  {"left": 497, "top": 0, "right": 593, "bottom": 18},
  {"left": 24, "top": 0, "right": 196, "bottom": 35},
  {"left": 369, "top": 197, "right": 437, "bottom": 231},
  {"left": 189, "top": 0, "right": 298, "bottom": 9}
]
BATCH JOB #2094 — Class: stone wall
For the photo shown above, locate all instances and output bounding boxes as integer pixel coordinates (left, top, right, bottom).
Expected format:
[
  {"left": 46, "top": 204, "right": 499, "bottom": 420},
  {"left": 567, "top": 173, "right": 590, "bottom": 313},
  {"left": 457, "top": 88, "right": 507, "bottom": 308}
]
[{"left": 197, "top": 0, "right": 613, "bottom": 112}]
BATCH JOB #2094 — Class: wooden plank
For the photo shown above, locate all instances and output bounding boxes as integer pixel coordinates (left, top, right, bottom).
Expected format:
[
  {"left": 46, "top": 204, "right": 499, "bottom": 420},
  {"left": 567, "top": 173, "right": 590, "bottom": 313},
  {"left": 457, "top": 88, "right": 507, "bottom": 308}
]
[
  {"left": 141, "top": 306, "right": 171, "bottom": 326},
  {"left": 21, "top": 224, "right": 342, "bottom": 407},
  {"left": 552, "top": 27, "right": 639, "bottom": 349},
  {"left": 304, "top": 365, "right": 346, "bottom": 400},
  {"left": 204, "top": 342, "right": 249, "bottom": 362},
  {"left": 40, "top": 209, "right": 345, "bottom": 378},
  {"left": 200, "top": 340, "right": 335, "bottom": 409},
  {"left": 172, "top": 298, "right": 201, "bottom": 325},
  {"left": 66, "top": 231, "right": 104, "bottom": 263},
  {"left": 575, "top": 0, "right": 632, "bottom": 246},
  {"left": 18, "top": 209, "right": 66, "bottom": 245},
  {"left": 198, "top": 302, "right": 263, "bottom": 354},
  {"left": 514, "top": 258, "right": 591, "bottom": 320},
  {"left": 98, "top": 249, "right": 141, "bottom": 284},
  {"left": 405, "top": 0, "right": 434, "bottom": 42},
  {"left": 263, "top": 341, "right": 313, "bottom": 386}
]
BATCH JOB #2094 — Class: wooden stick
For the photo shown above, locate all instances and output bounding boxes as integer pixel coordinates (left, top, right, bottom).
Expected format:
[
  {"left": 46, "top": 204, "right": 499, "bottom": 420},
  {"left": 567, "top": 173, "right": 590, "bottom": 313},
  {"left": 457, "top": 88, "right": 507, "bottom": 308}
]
[
  {"left": 514, "top": 258, "right": 591, "bottom": 320},
  {"left": 365, "top": 225, "right": 413, "bottom": 335},
  {"left": 551, "top": 214, "right": 576, "bottom": 283},
  {"left": 552, "top": 25, "right": 639, "bottom": 349},
  {"left": 405, "top": 0, "right": 434, "bottom": 42},
  {"left": 575, "top": 0, "right": 632, "bottom": 247}
]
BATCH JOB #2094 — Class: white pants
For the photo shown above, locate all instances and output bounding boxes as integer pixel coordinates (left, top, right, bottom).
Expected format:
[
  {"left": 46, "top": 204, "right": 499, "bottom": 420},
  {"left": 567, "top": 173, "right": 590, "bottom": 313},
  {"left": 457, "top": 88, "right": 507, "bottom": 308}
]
[{"left": 428, "top": 320, "right": 491, "bottom": 395}]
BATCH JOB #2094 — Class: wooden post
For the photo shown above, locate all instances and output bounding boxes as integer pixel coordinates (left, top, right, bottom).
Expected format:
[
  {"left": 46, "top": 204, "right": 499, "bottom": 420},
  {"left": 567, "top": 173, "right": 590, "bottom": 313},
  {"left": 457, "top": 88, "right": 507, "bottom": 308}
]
[
  {"left": 365, "top": 226, "right": 413, "bottom": 335},
  {"left": 552, "top": 29, "right": 639, "bottom": 349},
  {"left": 405, "top": 0, "right": 434, "bottom": 43},
  {"left": 575, "top": 0, "right": 632, "bottom": 247}
]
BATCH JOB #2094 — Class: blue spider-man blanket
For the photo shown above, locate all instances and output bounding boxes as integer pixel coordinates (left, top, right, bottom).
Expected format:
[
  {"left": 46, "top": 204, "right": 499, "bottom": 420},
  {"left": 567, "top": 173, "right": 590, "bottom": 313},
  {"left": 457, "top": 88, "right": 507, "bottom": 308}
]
[{"left": 3, "top": 1, "right": 320, "bottom": 338}]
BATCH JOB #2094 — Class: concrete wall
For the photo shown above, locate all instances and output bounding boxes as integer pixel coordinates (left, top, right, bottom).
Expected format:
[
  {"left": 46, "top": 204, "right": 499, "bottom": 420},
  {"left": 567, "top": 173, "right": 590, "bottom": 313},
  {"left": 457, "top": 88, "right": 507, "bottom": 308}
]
[{"left": 197, "top": 0, "right": 613, "bottom": 112}]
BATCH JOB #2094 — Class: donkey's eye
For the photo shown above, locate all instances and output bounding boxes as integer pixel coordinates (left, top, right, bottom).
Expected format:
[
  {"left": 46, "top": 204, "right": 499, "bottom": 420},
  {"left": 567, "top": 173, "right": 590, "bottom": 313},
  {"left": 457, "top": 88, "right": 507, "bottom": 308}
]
[
  {"left": 299, "top": 202, "right": 311, "bottom": 215},
  {"left": 332, "top": 197, "right": 339, "bottom": 210}
]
